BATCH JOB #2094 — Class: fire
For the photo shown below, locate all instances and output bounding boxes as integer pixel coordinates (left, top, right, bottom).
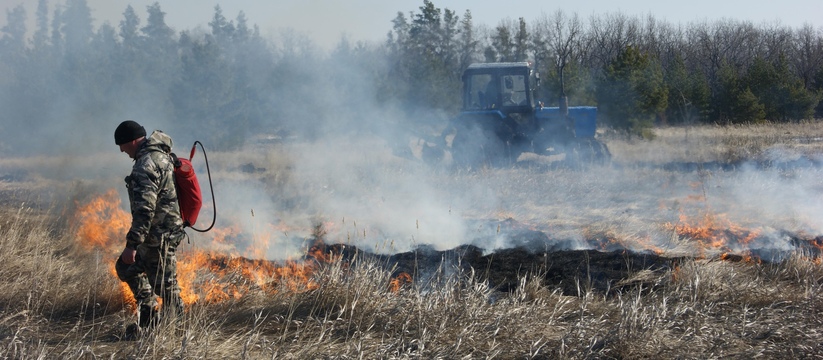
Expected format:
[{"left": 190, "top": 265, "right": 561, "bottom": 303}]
[
  {"left": 73, "top": 188, "right": 130, "bottom": 251},
  {"left": 665, "top": 213, "right": 761, "bottom": 251},
  {"left": 73, "top": 190, "right": 338, "bottom": 308},
  {"left": 389, "top": 272, "right": 412, "bottom": 292},
  {"left": 720, "top": 252, "right": 760, "bottom": 263},
  {"left": 177, "top": 251, "right": 322, "bottom": 304},
  {"left": 71, "top": 189, "right": 134, "bottom": 308},
  {"left": 809, "top": 236, "right": 823, "bottom": 250}
]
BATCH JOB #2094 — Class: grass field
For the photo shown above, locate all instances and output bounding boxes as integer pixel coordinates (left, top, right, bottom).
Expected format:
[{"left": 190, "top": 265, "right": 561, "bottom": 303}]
[{"left": 1, "top": 122, "right": 823, "bottom": 358}]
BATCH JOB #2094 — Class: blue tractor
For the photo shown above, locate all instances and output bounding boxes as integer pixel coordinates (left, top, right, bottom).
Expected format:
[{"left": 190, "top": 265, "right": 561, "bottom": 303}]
[{"left": 437, "top": 62, "right": 610, "bottom": 168}]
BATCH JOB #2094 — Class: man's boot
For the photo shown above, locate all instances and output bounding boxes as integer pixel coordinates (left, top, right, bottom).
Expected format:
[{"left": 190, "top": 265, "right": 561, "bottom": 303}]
[
  {"left": 123, "top": 322, "right": 142, "bottom": 341},
  {"left": 160, "top": 294, "right": 184, "bottom": 330},
  {"left": 138, "top": 303, "right": 159, "bottom": 329}
]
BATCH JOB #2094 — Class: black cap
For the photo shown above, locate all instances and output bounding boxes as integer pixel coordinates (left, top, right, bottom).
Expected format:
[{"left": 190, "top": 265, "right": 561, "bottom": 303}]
[{"left": 114, "top": 120, "right": 146, "bottom": 145}]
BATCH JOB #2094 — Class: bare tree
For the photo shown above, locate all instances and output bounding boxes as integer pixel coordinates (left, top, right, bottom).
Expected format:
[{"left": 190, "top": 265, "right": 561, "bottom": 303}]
[
  {"left": 638, "top": 13, "right": 660, "bottom": 56},
  {"left": 689, "top": 19, "right": 759, "bottom": 87},
  {"left": 584, "top": 12, "right": 641, "bottom": 71},
  {"left": 661, "top": 23, "right": 688, "bottom": 71},
  {"left": 791, "top": 24, "right": 823, "bottom": 89},
  {"left": 758, "top": 21, "right": 794, "bottom": 62},
  {"left": 638, "top": 13, "right": 685, "bottom": 70},
  {"left": 548, "top": 10, "right": 581, "bottom": 101}
]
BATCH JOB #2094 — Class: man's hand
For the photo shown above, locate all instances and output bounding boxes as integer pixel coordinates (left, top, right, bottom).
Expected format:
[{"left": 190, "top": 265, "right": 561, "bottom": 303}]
[{"left": 120, "top": 247, "right": 137, "bottom": 265}]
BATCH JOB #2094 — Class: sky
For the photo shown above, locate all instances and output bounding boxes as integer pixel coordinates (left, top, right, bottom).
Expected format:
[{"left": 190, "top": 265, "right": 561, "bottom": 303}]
[{"left": 0, "top": 0, "right": 821, "bottom": 50}]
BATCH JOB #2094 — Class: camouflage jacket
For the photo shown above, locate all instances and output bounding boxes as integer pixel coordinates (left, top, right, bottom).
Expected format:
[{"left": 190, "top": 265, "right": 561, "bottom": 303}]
[{"left": 124, "top": 130, "right": 184, "bottom": 249}]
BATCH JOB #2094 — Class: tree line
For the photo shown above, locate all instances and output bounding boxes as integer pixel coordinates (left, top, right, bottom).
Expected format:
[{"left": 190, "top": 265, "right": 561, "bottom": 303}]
[
  {"left": 0, "top": 0, "right": 821, "bottom": 154},
  {"left": 386, "top": 1, "right": 823, "bottom": 135}
]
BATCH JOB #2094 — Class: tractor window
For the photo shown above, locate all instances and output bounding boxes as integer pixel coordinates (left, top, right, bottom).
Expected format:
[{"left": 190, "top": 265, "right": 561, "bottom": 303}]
[
  {"left": 502, "top": 75, "right": 527, "bottom": 106},
  {"left": 465, "top": 72, "right": 529, "bottom": 109},
  {"left": 466, "top": 74, "right": 493, "bottom": 110}
]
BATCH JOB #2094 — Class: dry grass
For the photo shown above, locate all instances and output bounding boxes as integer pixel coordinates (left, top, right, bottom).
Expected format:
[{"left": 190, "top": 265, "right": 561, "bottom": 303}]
[
  {"left": 1, "top": 122, "right": 823, "bottom": 358},
  {"left": 606, "top": 122, "right": 823, "bottom": 164}
]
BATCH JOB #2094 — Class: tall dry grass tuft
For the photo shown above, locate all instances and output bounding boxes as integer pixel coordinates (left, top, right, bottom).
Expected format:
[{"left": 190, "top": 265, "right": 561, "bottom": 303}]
[
  {"left": 0, "top": 204, "right": 123, "bottom": 358},
  {"left": 243, "top": 256, "right": 574, "bottom": 358}
]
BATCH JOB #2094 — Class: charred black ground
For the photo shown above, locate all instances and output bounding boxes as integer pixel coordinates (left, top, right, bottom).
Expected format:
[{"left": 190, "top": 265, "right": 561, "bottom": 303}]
[
  {"left": 308, "top": 219, "right": 681, "bottom": 296},
  {"left": 304, "top": 219, "right": 823, "bottom": 296}
]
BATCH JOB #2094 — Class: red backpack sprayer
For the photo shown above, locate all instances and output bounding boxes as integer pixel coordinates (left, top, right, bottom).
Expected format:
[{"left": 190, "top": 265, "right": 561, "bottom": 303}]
[{"left": 171, "top": 141, "right": 215, "bottom": 233}]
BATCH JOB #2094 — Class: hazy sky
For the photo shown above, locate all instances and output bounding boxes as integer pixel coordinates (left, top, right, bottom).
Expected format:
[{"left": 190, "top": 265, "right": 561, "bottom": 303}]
[{"left": 0, "top": 0, "right": 821, "bottom": 49}]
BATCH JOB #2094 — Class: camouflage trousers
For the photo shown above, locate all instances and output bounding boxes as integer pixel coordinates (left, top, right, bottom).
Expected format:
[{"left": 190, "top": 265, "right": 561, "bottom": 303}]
[{"left": 115, "top": 236, "right": 184, "bottom": 321}]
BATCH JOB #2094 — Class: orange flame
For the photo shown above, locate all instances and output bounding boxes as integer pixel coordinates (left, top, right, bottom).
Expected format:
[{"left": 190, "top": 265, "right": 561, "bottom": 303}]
[
  {"left": 810, "top": 237, "right": 823, "bottom": 250},
  {"left": 73, "top": 190, "right": 338, "bottom": 308},
  {"left": 72, "top": 189, "right": 134, "bottom": 308},
  {"left": 73, "top": 189, "right": 130, "bottom": 251},
  {"left": 665, "top": 213, "right": 761, "bottom": 251},
  {"left": 389, "top": 272, "right": 412, "bottom": 292},
  {"left": 720, "top": 252, "right": 760, "bottom": 263}
]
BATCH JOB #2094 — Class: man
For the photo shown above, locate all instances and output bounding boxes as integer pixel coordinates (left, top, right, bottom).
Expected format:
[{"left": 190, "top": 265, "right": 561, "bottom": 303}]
[
  {"left": 482, "top": 77, "right": 500, "bottom": 109},
  {"left": 113, "top": 120, "right": 185, "bottom": 330}
]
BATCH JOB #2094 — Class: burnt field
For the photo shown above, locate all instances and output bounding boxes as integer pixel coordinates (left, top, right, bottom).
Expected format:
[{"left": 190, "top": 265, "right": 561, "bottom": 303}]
[
  {"left": 2, "top": 123, "right": 823, "bottom": 358},
  {"left": 311, "top": 220, "right": 823, "bottom": 297}
]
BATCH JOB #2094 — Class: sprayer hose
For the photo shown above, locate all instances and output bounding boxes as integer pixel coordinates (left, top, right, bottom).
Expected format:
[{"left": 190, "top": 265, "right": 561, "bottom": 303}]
[{"left": 190, "top": 140, "right": 216, "bottom": 233}]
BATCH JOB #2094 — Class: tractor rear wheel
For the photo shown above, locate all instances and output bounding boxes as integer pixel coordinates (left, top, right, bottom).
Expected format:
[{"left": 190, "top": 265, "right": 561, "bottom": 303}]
[
  {"left": 565, "top": 138, "right": 611, "bottom": 168},
  {"left": 451, "top": 127, "right": 510, "bottom": 169}
]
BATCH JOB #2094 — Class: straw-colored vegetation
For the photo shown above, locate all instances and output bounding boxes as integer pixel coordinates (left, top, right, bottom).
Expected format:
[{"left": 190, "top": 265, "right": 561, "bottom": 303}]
[
  {"left": 1, "top": 122, "right": 823, "bottom": 358},
  {"left": 606, "top": 122, "right": 823, "bottom": 164}
]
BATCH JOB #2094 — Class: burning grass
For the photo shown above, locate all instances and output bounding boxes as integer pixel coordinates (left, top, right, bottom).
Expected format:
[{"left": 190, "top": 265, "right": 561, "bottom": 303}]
[
  {"left": 2, "top": 122, "right": 823, "bottom": 357},
  {"left": 1, "top": 204, "right": 822, "bottom": 358}
]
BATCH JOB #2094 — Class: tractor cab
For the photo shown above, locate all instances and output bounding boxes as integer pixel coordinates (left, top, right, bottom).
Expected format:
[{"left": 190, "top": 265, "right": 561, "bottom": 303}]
[
  {"left": 462, "top": 62, "right": 534, "bottom": 114},
  {"left": 437, "top": 62, "right": 610, "bottom": 168}
]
